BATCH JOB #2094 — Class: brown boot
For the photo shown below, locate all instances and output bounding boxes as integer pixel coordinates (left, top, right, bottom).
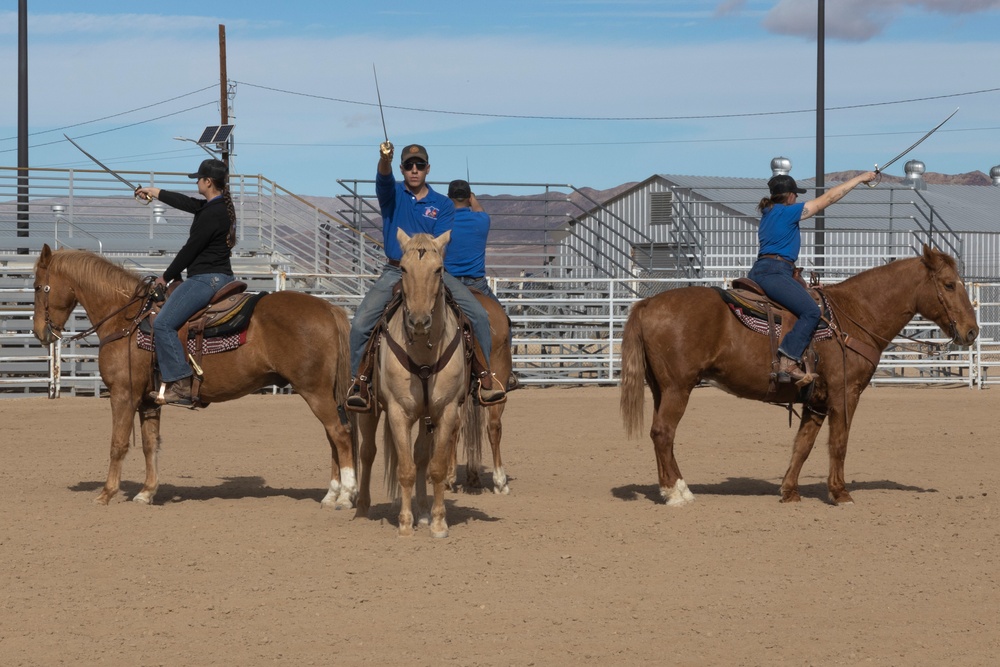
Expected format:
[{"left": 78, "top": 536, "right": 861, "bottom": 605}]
[
  {"left": 470, "top": 338, "right": 506, "bottom": 406},
  {"left": 777, "top": 355, "right": 815, "bottom": 387},
  {"left": 150, "top": 376, "right": 194, "bottom": 406}
]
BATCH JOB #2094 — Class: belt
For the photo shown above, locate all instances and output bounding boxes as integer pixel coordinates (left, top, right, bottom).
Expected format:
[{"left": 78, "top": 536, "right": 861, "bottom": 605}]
[
  {"left": 456, "top": 275, "right": 482, "bottom": 281},
  {"left": 387, "top": 259, "right": 400, "bottom": 268},
  {"left": 758, "top": 254, "right": 795, "bottom": 266}
]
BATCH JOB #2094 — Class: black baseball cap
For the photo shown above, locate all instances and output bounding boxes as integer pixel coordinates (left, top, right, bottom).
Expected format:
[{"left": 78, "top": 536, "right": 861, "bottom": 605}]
[
  {"left": 188, "top": 158, "right": 228, "bottom": 182},
  {"left": 448, "top": 179, "right": 472, "bottom": 199},
  {"left": 768, "top": 174, "right": 807, "bottom": 195},
  {"left": 399, "top": 144, "right": 429, "bottom": 164}
]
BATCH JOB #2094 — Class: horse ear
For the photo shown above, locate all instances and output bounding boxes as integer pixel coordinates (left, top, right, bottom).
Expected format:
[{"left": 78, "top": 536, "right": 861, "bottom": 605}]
[
  {"left": 920, "top": 243, "right": 945, "bottom": 272},
  {"left": 397, "top": 228, "right": 411, "bottom": 247},
  {"left": 435, "top": 230, "right": 452, "bottom": 250},
  {"left": 39, "top": 243, "right": 52, "bottom": 267}
]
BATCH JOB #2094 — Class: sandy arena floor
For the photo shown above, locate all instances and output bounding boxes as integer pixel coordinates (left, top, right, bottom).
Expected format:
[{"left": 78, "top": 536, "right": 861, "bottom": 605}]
[{"left": 1, "top": 385, "right": 997, "bottom": 665}]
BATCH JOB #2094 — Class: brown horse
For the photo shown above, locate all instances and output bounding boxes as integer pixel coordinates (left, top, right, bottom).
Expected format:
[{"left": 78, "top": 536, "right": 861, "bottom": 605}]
[
  {"left": 454, "top": 291, "right": 513, "bottom": 495},
  {"left": 32, "top": 244, "right": 357, "bottom": 508},
  {"left": 354, "top": 230, "right": 470, "bottom": 537},
  {"left": 620, "top": 245, "right": 979, "bottom": 506}
]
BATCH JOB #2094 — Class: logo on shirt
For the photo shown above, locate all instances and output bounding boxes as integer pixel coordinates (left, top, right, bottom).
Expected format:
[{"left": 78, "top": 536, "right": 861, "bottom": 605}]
[{"left": 423, "top": 207, "right": 440, "bottom": 220}]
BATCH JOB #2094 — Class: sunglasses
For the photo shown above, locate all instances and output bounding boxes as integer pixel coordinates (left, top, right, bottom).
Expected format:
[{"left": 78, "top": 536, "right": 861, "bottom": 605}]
[{"left": 401, "top": 160, "right": 428, "bottom": 171}]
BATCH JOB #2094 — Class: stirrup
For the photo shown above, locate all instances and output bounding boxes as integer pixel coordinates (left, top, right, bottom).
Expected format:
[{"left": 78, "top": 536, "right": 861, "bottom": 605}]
[
  {"left": 476, "top": 374, "right": 507, "bottom": 406},
  {"left": 345, "top": 376, "right": 372, "bottom": 413}
]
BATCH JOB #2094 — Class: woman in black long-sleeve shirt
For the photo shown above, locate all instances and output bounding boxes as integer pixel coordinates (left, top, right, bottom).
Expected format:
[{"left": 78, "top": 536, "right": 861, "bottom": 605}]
[{"left": 135, "top": 158, "right": 236, "bottom": 405}]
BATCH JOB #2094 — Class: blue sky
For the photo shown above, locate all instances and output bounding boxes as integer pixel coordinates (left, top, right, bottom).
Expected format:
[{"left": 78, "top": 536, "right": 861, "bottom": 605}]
[{"left": 2, "top": 1, "right": 1000, "bottom": 196}]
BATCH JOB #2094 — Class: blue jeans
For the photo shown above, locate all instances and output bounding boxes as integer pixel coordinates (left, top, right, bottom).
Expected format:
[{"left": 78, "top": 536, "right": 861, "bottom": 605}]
[
  {"left": 349, "top": 265, "right": 493, "bottom": 375},
  {"left": 455, "top": 275, "right": 501, "bottom": 307},
  {"left": 747, "top": 257, "right": 820, "bottom": 361},
  {"left": 153, "top": 273, "right": 234, "bottom": 382}
]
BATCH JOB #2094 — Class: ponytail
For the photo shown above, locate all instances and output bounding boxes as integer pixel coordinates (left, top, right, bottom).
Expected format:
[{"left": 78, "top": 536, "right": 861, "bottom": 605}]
[
  {"left": 223, "top": 187, "right": 238, "bottom": 249},
  {"left": 757, "top": 192, "right": 795, "bottom": 213}
]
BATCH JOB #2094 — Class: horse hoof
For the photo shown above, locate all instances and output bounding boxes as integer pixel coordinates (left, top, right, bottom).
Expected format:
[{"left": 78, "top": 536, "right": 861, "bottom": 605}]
[
  {"left": 132, "top": 493, "right": 152, "bottom": 505},
  {"left": 494, "top": 485, "right": 510, "bottom": 495},
  {"left": 431, "top": 529, "right": 449, "bottom": 539},
  {"left": 94, "top": 495, "right": 111, "bottom": 506}
]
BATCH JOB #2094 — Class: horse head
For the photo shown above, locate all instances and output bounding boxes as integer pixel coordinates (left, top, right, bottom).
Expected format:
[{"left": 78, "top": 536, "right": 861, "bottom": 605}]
[
  {"left": 397, "top": 228, "right": 451, "bottom": 338},
  {"left": 32, "top": 244, "right": 78, "bottom": 344},
  {"left": 918, "top": 244, "right": 979, "bottom": 346}
]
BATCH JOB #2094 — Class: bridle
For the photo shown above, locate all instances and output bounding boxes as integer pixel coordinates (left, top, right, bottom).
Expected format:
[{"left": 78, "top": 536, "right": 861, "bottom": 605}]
[{"left": 36, "top": 276, "right": 157, "bottom": 345}]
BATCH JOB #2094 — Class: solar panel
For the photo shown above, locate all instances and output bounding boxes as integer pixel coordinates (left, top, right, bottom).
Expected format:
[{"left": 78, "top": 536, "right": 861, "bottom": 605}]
[
  {"left": 212, "top": 125, "right": 234, "bottom": 144},
  {"left": 196, "top": 125, "right": 235, "bottom": 144},
  {"left": 198, "top": 126, "right": 219, "bottom": 143}
]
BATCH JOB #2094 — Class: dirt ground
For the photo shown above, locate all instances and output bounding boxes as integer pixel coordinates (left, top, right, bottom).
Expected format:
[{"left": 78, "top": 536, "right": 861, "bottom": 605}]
[{"left": 1, "top": 384, "right": 997, "bottom": 666}]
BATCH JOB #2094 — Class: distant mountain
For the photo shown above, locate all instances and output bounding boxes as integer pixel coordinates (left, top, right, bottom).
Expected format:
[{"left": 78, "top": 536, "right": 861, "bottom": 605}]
[{"left": 825, "top": 170, "right": 992, "bottom": 186}]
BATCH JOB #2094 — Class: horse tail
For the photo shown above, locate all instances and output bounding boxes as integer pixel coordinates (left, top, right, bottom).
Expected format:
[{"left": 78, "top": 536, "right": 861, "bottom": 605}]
[
  {"left": 620, "top": 300, "right": 648, "bottom": 440},
  {"left": 382, "top": 420, "right": 400, "bottom": 499},
  {"left": 328, "top": 303, "right": 359, "bottom": 462},
  {"left": 461, "top": 398, "right": 484, "bottom": 482}
]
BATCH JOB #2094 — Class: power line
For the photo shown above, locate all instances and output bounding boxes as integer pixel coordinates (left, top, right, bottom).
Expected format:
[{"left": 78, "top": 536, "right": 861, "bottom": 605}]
[
  {"left": 0, "top": 101, "right": 218, "bottom": 154},
  {"left": 0, "top": 85, "right": 217, "bottom": 143},
  {"left": 239, "top": 125, "right": 998, "bottom": 150},
  {"left": 233, "top": 79, "right": 1000, "bottom": 122}
]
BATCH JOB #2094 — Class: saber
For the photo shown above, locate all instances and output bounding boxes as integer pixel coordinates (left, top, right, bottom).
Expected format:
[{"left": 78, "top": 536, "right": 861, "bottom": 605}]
[
  {"left": 868, "top": 108, "right": 959, "bottom": 187},
  {"left": 64, "top": 134, "right": 151, "bottom": 204},
  {"left": 373, "top": 64, "right": 389, "bottom": 143}
]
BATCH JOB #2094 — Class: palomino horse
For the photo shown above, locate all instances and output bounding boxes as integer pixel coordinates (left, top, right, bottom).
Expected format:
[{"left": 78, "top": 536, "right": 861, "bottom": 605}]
[
  {"left": 620, "top": 245, "right": 978, "bottom": 506},
  {"left": 32, "top": 245, "right": 358, "bottom": 508},
  {"left": 354, "top": 230, "right": 470, "bottom": 537},
  {"left": 453, "top": 290, "right": 513, "bottom": 495}
]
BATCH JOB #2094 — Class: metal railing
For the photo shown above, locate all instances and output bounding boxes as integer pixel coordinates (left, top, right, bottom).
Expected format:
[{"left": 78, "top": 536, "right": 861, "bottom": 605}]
[{"left": 5, "top": 274, "right": 998, "bottom": 397}]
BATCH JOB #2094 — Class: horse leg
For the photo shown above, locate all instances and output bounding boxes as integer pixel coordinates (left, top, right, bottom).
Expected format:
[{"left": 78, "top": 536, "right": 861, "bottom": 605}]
[
  {"left": 414, "top": 423, "right": 432, "bottom": 527},
  {"left": 386, "top": 410, "right": 417, "bottom": 537},
  {"left": 96, "top": 390, "right": 140, "bottom": 505},
  {"left": 826, "top": 395, "right": 861, "bottom": 505},
  {"left": 487, "top": 403, "right": 509, "bottom": 495},
  {"left": 131, "top": 403, "right": 162, "bottom": 504},
  {"left": 779, "top": 408, "right": 826, "bottom": 503},
  {"left": 650, "top": 385, "right": 694, "bottom": 506},
  {"left": 298, "top": 392, "right": 357, "bottom": 511},
  {"left": 428, "top": 405, "right": 462, "bottom": 538},
  {"left": 353, "top": 411, "right": 379, "bottom": 519}
]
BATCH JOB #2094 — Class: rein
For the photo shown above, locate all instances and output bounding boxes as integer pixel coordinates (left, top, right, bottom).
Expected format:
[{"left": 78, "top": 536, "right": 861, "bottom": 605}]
[
  {"left": 39, "top": 277, "right": 157, "bottom": 345},
  {"left": 383, "top": 318, "right": 463, "bottom": 434},
  {"left": 382, "top": 286, "right": 464, "bottom": 434}
]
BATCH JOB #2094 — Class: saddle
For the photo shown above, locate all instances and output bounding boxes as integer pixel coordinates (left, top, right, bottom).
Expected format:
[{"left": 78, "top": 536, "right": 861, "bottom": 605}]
[
  {"left": 139, "top": 281, "right": 269, "bottom": 402},
  {"left": 714, "top": 276, "right": 831, "bottom": 394}
]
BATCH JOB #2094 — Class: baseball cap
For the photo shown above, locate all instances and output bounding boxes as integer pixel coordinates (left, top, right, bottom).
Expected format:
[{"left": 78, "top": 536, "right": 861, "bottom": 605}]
[
  {"left": 399, "top": 144, "right": 429, "bottom": 164},
  {"left": 768, "top": 174, "right": 807, "bottom": 195},
  {"left": 188, "top": 158, "right": 228, "bottom": 182},
  {"left": 448, "top": 179, "right": 472, "bottom": 199}
]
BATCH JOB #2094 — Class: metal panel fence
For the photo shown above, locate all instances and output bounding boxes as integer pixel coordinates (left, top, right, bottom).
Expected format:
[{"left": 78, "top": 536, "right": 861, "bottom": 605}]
[{"left": 4, "top": 274, "right": 998, "bottom": 397}]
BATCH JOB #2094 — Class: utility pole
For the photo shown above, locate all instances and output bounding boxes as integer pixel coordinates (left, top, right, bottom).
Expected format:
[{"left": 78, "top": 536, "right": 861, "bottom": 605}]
[
  {"left": 814, "top": 0, "right": 825, "bottom": 268},
  {"left": 219, "top": 24, "right": 229, "bottom": 169},
  {"left": 17, "top": 0, "right": 29, "bottom": 253}
]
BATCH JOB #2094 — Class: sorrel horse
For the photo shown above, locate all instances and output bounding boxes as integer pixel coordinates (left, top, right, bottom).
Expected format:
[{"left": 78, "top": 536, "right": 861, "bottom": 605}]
[
  {"left": 620, "top": 245, "right": 979, "bottom": 506},
  {"left": 450, "top": 290, "right": 513, "bottom": 495},
  {"left": 32, "top": 244, "right": 358, "bottom": 508},
  {"left": 354, "top": 230, "right": 470, "bottom": 537}
]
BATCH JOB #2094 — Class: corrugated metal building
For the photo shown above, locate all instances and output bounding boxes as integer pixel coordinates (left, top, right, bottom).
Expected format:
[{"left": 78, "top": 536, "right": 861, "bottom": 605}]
[{"left": 552, "top": 159, "right": 1000, "bottom": 281}]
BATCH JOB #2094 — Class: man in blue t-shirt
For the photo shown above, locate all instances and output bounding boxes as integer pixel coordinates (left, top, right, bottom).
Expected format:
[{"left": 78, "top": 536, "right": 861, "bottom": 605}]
[
  {"left": 345, "top": 143, "right": 506, "bottom": 411},
  {"left": 444, "top": 179, "right": 500, "bottom": 304}
]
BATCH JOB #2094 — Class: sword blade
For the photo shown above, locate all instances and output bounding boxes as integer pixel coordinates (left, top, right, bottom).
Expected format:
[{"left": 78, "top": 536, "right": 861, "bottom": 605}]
[
  {"left": 876, "top": 107, "right": 959, "bottom": 174},
  {"left": 373, "top": 64, "right": 389, "bottom": 143},
  {"left": 63, "top": 134, "right": 139, "bottom": 191}
]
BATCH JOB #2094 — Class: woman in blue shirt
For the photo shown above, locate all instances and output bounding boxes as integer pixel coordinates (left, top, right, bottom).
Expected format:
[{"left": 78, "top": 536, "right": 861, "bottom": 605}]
[{"left": 748, "top": 171, "right": 875, "bottom": 384}]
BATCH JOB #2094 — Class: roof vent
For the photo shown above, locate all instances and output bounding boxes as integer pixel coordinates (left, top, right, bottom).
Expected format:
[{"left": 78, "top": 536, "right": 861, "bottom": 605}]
[
  {"left": 991, "top": 165, "right": 1000, "bottom": 186},
  {"left": 902, "top": 159, "right": 926, "bottom": 191},
  {"left": 770, "top": 156, "right": 791, "bottom": 177}
]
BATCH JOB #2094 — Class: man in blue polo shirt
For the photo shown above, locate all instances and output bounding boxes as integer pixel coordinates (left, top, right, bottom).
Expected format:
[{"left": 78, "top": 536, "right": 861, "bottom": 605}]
[{"left": 345, "top": 142, "right": 506, "bottom": 411}]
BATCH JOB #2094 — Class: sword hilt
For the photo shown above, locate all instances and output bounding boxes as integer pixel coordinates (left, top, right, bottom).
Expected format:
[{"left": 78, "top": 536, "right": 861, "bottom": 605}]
[{"left": 866, "top": 165, "right": 881, "bottom": 188}]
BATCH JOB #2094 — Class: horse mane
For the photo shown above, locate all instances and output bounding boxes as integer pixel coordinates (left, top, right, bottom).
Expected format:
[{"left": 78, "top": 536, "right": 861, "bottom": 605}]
[
  {"left": 828, "top": 248, "right": 951, "bottom": 295},
  {"left": 50, "top": 250, "right": 143, "bottom": 302}
]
